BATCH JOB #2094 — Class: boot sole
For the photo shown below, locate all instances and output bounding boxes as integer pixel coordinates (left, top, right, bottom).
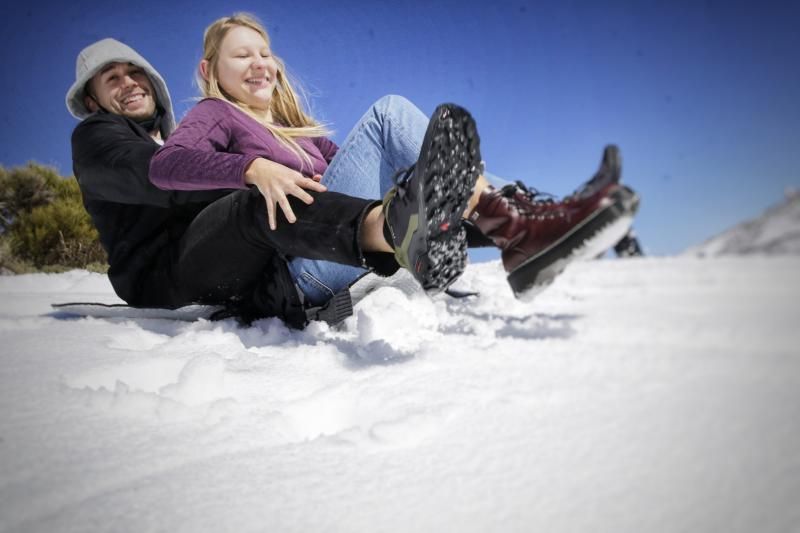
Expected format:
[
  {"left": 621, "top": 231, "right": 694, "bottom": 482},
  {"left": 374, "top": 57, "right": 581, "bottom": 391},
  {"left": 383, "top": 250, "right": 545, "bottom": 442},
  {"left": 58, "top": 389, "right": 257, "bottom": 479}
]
[
  {"left": 508, "top": 186, "right": 640, "bottom": 301},
  {"left": 409, "top": 104, "right": 482, "bottom": 292}
]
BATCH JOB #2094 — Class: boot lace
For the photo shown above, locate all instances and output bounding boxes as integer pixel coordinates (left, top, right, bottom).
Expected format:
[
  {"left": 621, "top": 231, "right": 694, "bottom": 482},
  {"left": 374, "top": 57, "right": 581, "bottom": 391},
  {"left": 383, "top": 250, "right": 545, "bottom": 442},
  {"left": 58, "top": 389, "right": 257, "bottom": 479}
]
[
  {"left": 499, "top": 181, "right": 557, "bottom": 216},
  {"left": 390, "top": 164, "right": 416, "bottom": 197}
]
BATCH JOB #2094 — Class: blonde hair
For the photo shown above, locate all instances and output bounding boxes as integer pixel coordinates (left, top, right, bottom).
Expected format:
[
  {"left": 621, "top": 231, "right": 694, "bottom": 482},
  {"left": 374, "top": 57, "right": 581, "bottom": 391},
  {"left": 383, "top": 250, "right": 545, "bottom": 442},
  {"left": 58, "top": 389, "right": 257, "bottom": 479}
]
[{"left": 198, "top": 13, "right": 330, "bottom": 169}]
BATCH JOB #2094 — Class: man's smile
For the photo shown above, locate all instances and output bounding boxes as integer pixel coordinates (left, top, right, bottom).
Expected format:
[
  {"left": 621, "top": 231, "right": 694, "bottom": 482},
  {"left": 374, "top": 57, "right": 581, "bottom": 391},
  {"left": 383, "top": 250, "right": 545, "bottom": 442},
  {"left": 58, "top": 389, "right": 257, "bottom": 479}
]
[{"left": 121, "top": 92, "right": 147, "bottom": 107}]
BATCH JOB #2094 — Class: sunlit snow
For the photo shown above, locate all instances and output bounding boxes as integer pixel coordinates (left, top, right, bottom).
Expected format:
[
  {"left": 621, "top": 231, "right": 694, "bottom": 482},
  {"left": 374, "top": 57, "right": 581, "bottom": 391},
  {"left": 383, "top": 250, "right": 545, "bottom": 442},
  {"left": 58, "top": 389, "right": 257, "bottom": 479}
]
[{"left": 1, "top": 256, "right": 798, "bottom": 532}]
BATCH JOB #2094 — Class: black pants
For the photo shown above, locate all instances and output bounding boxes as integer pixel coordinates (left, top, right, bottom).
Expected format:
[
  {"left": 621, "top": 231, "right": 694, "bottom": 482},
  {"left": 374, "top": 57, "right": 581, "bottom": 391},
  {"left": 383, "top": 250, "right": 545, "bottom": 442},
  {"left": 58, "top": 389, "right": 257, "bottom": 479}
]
[{"left": 146, "top": 187, "right": 394, "bottom": 324}]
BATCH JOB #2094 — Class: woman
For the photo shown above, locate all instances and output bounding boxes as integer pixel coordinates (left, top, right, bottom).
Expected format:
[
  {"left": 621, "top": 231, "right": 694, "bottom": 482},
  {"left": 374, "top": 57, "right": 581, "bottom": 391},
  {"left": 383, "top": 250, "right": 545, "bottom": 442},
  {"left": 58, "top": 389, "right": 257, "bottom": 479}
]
[{"left": 150, "top": 13, "right": 636, "bottom": 326}]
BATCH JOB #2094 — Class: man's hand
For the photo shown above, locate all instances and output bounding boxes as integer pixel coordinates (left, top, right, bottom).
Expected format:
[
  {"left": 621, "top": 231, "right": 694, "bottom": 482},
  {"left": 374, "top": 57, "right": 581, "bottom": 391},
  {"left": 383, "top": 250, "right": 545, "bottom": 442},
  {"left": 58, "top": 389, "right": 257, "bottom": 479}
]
[{"left": 244, "top": 158, "right": 327, "bottom": 230}]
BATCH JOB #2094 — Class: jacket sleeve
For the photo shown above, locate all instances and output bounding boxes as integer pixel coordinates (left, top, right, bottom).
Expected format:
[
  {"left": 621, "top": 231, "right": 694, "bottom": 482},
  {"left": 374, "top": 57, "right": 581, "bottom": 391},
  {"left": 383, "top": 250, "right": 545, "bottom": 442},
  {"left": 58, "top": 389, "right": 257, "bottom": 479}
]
[
  {"left": 149, "top": 99, "right": 259, "bottom": 191},
  {"left": 312, "top": 137, "right": 339, "bottom": 164},
  {"left": 71, "top": 114, "right": 227, "bottom": 207}
]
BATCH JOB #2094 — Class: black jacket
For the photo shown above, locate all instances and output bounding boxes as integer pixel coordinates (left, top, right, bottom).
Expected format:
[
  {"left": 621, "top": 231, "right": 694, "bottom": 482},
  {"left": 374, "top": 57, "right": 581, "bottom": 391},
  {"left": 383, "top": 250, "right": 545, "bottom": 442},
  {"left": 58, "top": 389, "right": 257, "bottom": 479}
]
[{"left": 71, "top": 113, "right": 229, "bottom": 305}]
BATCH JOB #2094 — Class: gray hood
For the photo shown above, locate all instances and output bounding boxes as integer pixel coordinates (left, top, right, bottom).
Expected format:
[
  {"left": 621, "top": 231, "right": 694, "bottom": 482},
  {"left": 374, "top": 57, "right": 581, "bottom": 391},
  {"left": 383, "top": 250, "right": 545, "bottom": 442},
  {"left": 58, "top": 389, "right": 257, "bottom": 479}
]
[{"left": 65, "top": 38, "right": 176, "bottom": 137}]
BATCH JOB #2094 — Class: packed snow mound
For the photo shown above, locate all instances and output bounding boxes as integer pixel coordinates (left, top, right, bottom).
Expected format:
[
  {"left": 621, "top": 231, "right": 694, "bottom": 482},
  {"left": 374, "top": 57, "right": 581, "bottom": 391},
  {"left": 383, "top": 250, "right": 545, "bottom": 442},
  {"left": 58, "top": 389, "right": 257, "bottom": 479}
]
[{"left": 687, "top": 190, "right": 800, "bottom": 256}]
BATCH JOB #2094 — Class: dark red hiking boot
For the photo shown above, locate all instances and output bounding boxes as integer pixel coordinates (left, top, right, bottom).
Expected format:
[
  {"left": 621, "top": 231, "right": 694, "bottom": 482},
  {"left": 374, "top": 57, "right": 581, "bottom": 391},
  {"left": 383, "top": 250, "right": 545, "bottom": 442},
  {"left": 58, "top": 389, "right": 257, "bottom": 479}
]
[
  {"left": 469, "top": 147, "right": 639, "bottom": 299},
  {"left": 565, "top": 144, "right": 623, "bottom": 202}
]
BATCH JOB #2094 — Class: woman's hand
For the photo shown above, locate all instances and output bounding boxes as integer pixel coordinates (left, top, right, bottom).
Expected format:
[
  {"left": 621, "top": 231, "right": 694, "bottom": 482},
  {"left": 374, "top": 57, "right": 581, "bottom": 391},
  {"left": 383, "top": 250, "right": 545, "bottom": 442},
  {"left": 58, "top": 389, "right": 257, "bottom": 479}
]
[{"left": 244, "top": 157, "right": 327, "bottom": 230}]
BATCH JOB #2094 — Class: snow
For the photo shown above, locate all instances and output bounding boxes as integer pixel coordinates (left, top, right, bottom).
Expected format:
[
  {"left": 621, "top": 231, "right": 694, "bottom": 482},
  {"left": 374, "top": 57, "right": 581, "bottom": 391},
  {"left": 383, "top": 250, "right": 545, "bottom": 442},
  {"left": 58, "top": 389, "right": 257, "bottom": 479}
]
[
  {"left": 687, "top": 191, "right": 800, "bottom": 256},
  {"left": 1, "top": 257, "right": 799, "bottom": 532}
]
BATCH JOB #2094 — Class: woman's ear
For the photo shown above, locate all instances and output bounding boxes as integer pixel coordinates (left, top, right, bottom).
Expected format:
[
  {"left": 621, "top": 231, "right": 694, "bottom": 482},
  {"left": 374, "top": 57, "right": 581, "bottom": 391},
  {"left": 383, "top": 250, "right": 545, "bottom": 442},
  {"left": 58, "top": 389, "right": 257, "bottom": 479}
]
[{"left": 199, "top": 60, "right": 210, "bottom": 82}]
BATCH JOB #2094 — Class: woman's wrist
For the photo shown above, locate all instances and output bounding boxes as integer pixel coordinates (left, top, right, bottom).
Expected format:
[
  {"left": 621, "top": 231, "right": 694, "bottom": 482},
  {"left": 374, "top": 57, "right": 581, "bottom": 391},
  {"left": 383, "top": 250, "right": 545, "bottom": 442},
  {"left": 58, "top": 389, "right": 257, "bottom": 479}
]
[{"left": 244, "top": 157, "right": 267, "bottom": 185}]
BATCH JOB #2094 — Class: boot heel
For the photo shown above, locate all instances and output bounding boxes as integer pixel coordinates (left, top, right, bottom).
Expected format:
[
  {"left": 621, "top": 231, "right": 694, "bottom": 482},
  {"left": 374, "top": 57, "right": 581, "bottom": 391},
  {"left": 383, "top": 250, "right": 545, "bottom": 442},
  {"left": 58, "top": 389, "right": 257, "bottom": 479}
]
[{"left": 417, "top": 227, "right": 468, "bottom": 293}]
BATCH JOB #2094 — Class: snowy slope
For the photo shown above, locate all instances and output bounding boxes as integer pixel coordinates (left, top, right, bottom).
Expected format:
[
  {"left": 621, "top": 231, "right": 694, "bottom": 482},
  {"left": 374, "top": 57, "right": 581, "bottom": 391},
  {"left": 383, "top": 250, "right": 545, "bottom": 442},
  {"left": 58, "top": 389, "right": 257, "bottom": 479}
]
[
  {"left": 1, "top": 257, "right": 799, "bottom": 533},
  {"left": 687, "top": 191, "right": 800, "bottom": 256}
]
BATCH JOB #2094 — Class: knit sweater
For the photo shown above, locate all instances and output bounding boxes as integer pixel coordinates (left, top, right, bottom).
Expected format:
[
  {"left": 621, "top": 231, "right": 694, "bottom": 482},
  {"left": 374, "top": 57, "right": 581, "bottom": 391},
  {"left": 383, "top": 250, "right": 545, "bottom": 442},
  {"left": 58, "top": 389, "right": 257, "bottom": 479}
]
[{"left": 150, "top": 98, "right": 338, "bottom": 191}]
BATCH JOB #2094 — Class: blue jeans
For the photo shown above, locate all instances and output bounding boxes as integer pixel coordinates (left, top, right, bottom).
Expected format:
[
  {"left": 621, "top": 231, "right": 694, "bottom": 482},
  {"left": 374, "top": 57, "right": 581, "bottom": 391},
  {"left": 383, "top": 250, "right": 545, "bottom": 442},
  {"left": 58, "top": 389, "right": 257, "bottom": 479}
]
[{"left": 288, "top": 95, "right": 506, "bottom": 305}]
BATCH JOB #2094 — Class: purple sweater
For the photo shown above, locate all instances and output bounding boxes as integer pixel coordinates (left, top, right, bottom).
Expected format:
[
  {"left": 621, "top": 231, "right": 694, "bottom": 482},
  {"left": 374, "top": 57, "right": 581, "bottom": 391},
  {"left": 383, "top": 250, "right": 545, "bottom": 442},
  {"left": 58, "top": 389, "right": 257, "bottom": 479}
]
[{"left": 150, "top": 98, "right": 338, "bottom": 190}]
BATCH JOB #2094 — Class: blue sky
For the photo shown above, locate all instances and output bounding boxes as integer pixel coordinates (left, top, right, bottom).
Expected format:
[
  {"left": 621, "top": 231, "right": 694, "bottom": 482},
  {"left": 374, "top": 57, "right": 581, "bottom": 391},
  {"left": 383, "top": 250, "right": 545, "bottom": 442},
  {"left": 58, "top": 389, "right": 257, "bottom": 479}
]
[{"left": 1, "top": 0, "right": 798, "bottom": 259}]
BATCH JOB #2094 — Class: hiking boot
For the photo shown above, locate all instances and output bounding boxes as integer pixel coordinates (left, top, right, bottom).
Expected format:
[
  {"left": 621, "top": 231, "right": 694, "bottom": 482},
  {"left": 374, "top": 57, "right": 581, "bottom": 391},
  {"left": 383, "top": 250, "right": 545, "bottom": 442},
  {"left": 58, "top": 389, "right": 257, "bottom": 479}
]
[
  {"left": 613, "top": 229, "right": 644, "bottom": 257},
  {"left": 487, "top": 144, "right": 622, "bottom": 230},
  {"left": 382, "top": 103, "right": 482, "bottom": 293},
  {"left": 469, "top": 152, "right": 639, "bottom": 299},
  {"left": 566, "top": 144, "right": 622, "bottom": 201}
]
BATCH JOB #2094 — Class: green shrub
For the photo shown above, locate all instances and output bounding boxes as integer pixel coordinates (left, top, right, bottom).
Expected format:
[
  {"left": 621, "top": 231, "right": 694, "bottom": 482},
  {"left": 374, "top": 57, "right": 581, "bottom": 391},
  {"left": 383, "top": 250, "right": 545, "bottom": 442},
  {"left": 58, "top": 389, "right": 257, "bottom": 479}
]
[
  {"left": 0, "top": 163, "right": 61, "bottom": 233},
  {"left": 0, "top": 162, "right": 106, "bottom": 272}
]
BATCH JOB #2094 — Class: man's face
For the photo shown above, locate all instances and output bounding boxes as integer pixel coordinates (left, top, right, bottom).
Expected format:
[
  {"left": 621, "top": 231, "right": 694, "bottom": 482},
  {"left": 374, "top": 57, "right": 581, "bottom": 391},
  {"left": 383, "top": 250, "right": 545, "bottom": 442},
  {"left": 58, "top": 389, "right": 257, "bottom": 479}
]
[{"left": 85, "top": 62, "right": 156, "bottom": 119}]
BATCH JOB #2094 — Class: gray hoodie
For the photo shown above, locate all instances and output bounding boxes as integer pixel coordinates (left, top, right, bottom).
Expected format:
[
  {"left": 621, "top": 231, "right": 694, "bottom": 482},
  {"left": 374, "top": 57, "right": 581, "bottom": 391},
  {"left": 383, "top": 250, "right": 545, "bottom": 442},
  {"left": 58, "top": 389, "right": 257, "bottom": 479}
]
[{"left": 65, "top": 38, "right": 176, "bottom": 138}]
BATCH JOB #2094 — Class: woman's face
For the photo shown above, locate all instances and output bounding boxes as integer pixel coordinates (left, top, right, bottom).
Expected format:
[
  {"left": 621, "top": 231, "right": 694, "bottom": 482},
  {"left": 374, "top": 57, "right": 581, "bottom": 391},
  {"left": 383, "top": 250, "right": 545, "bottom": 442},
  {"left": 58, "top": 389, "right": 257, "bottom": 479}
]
[{"left": 214, "top": 25, "right": 279, "bottom": 111}]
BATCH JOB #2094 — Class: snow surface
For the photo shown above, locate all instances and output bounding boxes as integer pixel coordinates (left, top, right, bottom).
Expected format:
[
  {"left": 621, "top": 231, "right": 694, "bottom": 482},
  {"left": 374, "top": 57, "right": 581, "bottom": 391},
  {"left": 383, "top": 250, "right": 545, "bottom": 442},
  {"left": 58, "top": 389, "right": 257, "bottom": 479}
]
[
  {"left": 1, "top": 257, "right": 799, "bottom": 532},
  {"left": 687, "top": 191, "right": 800, "bottom": 257}
]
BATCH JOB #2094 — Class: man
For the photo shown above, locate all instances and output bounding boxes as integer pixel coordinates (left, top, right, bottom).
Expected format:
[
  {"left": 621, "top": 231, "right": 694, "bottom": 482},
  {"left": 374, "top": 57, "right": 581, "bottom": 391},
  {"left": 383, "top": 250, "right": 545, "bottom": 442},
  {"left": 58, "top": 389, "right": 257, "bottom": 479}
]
[{"left": 67, "top": 39, "right": 233, "bottom": 311}]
